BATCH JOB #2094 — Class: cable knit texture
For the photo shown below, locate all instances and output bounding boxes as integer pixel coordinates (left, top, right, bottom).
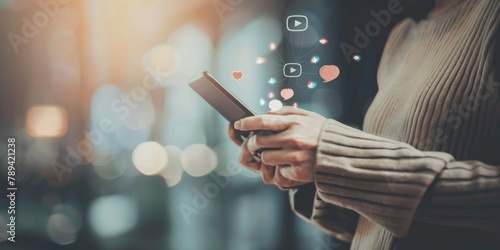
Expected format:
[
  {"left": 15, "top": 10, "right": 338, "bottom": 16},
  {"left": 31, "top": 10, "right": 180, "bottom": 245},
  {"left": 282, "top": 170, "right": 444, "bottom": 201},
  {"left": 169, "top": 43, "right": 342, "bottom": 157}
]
[{"left": 290, "top": 1, "right": 500, "bottom": 249}]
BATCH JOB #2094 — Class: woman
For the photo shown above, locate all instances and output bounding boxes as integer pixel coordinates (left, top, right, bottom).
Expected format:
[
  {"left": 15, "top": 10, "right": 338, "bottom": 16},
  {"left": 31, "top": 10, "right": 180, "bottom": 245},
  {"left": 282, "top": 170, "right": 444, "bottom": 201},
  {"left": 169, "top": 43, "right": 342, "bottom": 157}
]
[{"left": 228, "top": 0, "right": 500, "bottom": 249}]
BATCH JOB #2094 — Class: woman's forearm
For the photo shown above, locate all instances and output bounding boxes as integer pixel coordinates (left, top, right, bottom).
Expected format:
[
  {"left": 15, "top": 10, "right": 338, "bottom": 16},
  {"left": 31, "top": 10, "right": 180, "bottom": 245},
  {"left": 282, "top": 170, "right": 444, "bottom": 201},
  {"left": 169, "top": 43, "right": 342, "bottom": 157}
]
[{"left": 314, "top": 119, "right": 500, "bottom": 237}]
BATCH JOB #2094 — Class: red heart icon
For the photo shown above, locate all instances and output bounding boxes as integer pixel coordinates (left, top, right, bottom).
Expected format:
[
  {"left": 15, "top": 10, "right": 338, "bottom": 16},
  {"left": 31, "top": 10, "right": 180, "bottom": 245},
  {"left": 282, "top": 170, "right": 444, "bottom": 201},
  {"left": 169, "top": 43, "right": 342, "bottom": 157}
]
[
  {"left": 280, "top": 88, "right": 294, "bottom": 100},
  {"left": 232, "top": 71, "right": 243, "bottom": 81}
]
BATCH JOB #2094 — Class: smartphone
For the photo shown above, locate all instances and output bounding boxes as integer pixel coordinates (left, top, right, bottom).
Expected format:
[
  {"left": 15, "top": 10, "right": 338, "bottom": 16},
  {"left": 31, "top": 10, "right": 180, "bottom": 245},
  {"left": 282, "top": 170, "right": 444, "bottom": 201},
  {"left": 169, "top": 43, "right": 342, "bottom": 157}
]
[
  {"left": 189, "top": 72, "right": 273, "bottom": 159},
  {"left": 189, "top": 71, "right": 255, "bottom": 138}
]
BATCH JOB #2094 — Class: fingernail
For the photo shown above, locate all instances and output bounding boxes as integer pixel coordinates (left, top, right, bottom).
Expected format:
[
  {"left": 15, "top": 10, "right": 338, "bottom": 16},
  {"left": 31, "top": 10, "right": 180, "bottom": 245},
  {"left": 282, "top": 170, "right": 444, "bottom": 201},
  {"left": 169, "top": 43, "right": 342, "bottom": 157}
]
[
  {"left": 280, "top": 167, "right": 289, "bottom": 178},
  {"left": 234, "top": 120, "right": 241, "bottom": 130}
]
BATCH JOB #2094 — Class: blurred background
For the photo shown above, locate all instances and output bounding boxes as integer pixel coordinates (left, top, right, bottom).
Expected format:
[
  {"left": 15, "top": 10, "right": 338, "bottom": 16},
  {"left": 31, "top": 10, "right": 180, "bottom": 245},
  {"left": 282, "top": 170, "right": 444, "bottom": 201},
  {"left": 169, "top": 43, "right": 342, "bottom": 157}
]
[{"left": 0, "top": 0, "right": 432, "bottom": 249}]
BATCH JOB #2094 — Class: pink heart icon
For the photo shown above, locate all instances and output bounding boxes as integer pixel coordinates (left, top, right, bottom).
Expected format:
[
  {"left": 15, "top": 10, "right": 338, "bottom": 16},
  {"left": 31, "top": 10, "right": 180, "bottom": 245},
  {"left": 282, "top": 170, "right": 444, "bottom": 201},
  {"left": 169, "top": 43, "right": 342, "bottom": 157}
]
[
  {"left": 232, "top": 71, "right": 243, "bottom": 81},
  {"left": 280, "top": 88, "right": 294, "bottom": 100}
]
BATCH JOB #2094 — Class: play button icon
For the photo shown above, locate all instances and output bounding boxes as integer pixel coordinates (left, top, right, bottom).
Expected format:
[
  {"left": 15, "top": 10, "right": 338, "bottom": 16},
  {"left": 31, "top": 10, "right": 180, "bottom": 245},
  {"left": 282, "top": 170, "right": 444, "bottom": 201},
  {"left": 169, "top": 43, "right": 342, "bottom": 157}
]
[
  {"left": 283, "top": 63, "right": 302, "bottom": 78},
  {"left": 287, "top": 15, "right": 308, "bottom": 32}
]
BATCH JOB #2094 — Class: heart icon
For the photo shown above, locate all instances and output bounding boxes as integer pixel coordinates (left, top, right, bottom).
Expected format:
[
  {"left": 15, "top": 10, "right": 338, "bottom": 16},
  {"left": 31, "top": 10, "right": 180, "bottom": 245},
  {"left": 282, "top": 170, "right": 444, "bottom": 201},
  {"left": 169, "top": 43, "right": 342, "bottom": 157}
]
[
  {"left": 232, "top": 71, "right": 243, "bottom": 81},
  {"left": 280, "top": 88, "right": 294, "bottom": 100}
]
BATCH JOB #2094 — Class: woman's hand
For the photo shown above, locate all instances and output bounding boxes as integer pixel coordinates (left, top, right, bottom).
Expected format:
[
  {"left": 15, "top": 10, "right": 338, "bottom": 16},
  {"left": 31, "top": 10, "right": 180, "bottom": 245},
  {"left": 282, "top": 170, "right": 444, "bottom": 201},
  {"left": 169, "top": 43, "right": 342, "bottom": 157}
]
[
  {"left": 227, "top": 108, "right": 322, "bottom": 188},
  {"left": 233, "top": 107, "right": 327, "bottom": 183}
]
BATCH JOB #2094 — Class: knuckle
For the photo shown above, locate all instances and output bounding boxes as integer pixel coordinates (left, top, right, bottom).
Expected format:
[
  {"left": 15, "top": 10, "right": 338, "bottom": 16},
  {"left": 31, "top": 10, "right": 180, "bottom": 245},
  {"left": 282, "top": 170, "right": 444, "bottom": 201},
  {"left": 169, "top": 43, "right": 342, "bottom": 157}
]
[
  {"left": 296, "top": 168, "right": 312, "bottom": 181},
  {"left": 287, "top": 115, "right": 301, "bottom": 126},
  {"left": 290, "top": 153, "right": 303, "bottom": 164},
  {"left": 257, "top": 117, "right": 268, "bottom": 128},
  {"left": 289, "top": 136, "right": 304, "bottom": 148},
  {"left": 292, "top": 135, "right": 313, "bottom": 149},
  {"left": 277, "top": 115, "right": 288, "bottom": 123}
]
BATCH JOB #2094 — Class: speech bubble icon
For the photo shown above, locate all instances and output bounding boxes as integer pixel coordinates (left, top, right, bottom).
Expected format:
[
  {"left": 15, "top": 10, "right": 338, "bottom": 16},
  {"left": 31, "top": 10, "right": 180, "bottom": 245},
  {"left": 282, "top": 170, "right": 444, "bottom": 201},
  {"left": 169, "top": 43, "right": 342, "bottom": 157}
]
[
  {"left": 280, "top": 88, "right": 294, "bottom": 100},
  {"left": 268, "top": 99, "right": 283, "bottom": 111},
  {"left": 319, "top": 65, "right": 340, "bottom": 83}
]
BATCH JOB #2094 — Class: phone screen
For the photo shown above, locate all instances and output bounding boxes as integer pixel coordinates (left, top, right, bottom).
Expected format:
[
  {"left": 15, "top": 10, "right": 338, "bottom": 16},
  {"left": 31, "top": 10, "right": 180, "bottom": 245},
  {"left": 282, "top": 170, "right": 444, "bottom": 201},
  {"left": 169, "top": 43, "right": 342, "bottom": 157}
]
[{"left": 189, "top": 71, "right": 256, "bottom": 138}]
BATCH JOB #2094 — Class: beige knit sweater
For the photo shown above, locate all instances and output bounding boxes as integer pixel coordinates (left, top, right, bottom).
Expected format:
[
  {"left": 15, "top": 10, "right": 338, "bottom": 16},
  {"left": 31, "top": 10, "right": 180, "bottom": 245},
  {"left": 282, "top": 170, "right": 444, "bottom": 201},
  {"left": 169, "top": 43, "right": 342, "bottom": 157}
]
[{"left": 291, "top": 1, "right": 500, "bottom": 249}]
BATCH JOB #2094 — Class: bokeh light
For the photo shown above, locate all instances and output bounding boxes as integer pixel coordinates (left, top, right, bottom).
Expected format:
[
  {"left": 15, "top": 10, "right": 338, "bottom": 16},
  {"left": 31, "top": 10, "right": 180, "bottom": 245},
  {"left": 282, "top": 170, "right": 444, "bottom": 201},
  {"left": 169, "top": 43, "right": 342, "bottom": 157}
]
[
  {"left": 90, "top": 84, "right": 127, "bottom": 155},
  {"left": 116, "top": 123, "right": 152, "bottom": 149},
  {"left": 259, "top": 98, "right": 266, "bottom": 106},
  {"left": 159, "top": 24, "right": 213, "bottom": 87},
  {"left": 90, "top": 147, "right": 113, "bottom": 167},
  {"left": 160, "top": 145, "right": 183, "bottom": 187},
  {"left": 53, "top": 204, "right": 82, "bottom": 230},
  {"left": 26, "top": 105, "right": 68, "bottom": 138},
  {"left": 181, "top": 144, "right": 218, "bottom": 177},
  {"left": 120, "top": 93, "right": 155, "bottom": 131},
  {"left": 47, "top": 213, "right": 78, "bottom": 245},
  {"left": 88, "top": 195, "right": 138, "bottom": 238},
  {"left": 146, "top": 45, "right": 180, "bottom": 78},
  {"left": 94, "top": 157, "right": 128, "bottom": 180},
  {"left": 132, "top": 141, "right": 168, "bottom": 176}
]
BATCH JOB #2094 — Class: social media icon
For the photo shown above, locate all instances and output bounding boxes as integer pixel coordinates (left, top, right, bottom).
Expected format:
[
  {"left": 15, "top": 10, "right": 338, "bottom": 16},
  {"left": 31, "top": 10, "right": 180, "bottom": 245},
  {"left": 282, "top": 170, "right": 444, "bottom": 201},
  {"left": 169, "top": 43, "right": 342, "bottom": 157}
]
[
  {"left": 283, "top": 63, "right": 302, "bottom": 78},
  {"left": 232, "top": 71, "right": 243, "bottom": 81},
  {"left": 287, "top": 15, "right": 308, "bottom": 32}
]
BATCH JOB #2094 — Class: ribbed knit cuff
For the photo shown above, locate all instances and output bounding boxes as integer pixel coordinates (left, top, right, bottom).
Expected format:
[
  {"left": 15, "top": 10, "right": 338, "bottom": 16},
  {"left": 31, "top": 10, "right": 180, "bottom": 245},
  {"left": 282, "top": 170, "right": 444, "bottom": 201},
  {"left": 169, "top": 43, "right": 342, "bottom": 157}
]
[
  {"left": 314, "top": 119, "right": 452, "bottom": 237},
  {"left": 311, "top": 194, "right": 358, "bottom": 242},
  {"left": 289, "top": 183, "right": 359, "bottom": 242}
]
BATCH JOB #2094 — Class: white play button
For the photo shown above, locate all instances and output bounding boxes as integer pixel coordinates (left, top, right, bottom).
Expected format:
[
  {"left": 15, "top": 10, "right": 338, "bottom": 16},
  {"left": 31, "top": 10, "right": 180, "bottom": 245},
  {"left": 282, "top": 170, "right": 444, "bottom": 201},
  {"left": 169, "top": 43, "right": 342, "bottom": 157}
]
[
  {"left": 287, "top": 15, "right": 308, "bottom": 32},
  {"left": 283, "top": 63, "right": 302, "bottom": 78}
]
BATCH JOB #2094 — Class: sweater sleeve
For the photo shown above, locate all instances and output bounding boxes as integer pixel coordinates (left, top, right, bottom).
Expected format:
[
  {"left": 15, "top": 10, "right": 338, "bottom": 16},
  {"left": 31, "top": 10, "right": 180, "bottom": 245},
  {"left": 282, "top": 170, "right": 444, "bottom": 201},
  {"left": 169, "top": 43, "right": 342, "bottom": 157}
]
[
  {"left": 315, "top": 119, "right": 500, "bottom": 237},
  {"left": 290, "top": 184, "right": 359, "bottom": 242}
]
